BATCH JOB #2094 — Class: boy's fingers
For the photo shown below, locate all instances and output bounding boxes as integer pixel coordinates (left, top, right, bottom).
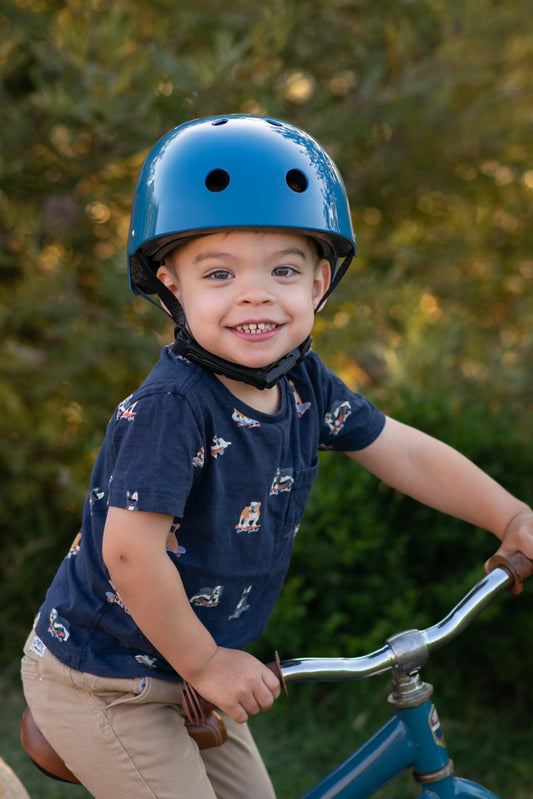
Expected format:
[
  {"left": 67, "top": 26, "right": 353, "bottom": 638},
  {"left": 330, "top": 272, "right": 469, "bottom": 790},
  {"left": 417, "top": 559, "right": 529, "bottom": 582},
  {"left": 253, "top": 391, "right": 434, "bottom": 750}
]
[
  {"left": 227, "top": 704, "right": 249, "bottom": 724},
  {"left": 264, "top": 670, "right": 281, "bottom": 698}
]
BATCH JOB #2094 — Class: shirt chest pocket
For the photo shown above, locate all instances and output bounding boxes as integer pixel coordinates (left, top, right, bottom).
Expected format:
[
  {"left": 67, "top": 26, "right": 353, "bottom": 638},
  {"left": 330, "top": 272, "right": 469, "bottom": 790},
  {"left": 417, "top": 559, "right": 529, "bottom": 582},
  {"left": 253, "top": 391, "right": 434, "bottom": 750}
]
[{"left": 271, "top": 461, "right": 319, "bottom": 530}]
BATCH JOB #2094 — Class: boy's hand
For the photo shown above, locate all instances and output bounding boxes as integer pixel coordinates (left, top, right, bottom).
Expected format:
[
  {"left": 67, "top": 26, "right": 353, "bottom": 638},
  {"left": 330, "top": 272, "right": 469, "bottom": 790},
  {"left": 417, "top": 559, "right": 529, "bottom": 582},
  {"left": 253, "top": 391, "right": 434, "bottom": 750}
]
[
  {"left": 484, "top": 507, "right": 533, "bottom": 571},
  {"left": 186, "top": 647, "right": 281, "bottom": 724}
]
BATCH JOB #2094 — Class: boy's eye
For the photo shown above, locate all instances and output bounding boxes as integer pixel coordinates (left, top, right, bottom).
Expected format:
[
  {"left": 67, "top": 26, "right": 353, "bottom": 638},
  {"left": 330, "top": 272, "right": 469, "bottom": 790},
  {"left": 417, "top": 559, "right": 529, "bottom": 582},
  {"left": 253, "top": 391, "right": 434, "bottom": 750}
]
[
  {"left": 207, "top": 269, "right": 232, "bottom": 280},
  {"left": 273, "top": 265, "right": 297, "bottom": 277}
]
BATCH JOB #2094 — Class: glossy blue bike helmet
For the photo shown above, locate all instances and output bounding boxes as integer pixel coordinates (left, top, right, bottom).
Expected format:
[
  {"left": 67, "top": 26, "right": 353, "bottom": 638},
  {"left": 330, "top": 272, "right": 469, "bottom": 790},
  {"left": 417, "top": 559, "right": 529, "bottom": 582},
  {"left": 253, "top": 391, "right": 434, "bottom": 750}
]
[{"left": 128, "top": 114, "right": 356, "bottom": 388}]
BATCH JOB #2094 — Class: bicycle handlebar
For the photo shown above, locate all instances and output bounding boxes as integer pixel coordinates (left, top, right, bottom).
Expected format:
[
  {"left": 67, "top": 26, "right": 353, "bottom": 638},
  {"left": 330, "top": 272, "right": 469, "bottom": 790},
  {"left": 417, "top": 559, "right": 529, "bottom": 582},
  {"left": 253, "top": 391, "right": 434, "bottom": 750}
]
[{"left": 279, "top": 550, "right": 533, "bottom": 685}]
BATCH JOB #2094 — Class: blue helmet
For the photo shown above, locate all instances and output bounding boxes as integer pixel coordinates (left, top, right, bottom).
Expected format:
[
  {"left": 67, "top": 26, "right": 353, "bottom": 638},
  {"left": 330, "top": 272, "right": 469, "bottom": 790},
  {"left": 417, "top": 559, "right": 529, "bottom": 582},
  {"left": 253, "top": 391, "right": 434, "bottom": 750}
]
[
  {"left": 127, "top": 115, "right": 356, "bottom": 389},
  {"left": 128, "top": 114, "right": 356, "bottom": 297}
]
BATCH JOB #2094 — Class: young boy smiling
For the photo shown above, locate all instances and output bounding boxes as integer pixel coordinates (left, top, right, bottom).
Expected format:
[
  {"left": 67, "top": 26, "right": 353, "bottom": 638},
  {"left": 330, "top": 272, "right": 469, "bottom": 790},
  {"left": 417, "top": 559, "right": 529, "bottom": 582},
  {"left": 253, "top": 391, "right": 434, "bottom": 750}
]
[
  {"left": 21, "top": 115, "right": 533, "bottom": 799},
  {"left": 156, "top": 230, "right": 330, "bottom": 412}
]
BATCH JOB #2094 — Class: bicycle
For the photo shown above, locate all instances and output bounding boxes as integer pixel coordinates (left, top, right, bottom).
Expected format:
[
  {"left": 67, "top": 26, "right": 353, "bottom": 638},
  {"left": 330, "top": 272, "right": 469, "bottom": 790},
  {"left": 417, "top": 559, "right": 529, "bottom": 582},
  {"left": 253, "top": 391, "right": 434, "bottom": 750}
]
[
  {"left": 14, "top": 550, "right": 532, "bottom": 798},
  {"left": 276, "top": 550, "right": 532, "bottom": 798}
]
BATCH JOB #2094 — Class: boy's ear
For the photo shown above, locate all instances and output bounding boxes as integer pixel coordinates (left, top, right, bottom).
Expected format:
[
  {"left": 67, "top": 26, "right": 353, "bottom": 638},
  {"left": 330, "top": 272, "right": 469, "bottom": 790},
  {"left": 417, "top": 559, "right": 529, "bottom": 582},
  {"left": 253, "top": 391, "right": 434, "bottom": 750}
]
[
  {"left": 156, "top": 265, "right": 181, "bottom": 300},
  {"left": 313, "top": 258, "right": 331, "bottom": 312}
]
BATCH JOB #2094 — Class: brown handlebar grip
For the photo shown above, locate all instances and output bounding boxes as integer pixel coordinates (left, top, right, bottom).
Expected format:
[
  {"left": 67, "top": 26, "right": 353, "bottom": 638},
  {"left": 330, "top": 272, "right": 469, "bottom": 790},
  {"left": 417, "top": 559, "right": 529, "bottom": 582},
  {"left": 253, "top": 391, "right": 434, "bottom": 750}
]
[{"left": 486, "top": 550, "right": 533, "bottom": 595}]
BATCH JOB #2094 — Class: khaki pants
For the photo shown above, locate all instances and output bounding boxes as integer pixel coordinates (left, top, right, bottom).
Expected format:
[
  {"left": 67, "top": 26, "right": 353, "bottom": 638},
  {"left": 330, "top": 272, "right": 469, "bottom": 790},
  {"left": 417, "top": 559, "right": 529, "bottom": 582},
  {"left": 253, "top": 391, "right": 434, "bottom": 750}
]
[{"left": 21, "top": 634, "right": 276, "bottom": 799}]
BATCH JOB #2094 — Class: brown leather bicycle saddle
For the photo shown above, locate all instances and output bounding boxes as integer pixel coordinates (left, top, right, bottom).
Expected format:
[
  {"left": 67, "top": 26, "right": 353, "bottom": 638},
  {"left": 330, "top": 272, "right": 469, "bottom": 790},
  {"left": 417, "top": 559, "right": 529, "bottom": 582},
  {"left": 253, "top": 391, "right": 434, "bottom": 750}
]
[{"left": 20, "top": 706, "right": 80, "bottom": 784}]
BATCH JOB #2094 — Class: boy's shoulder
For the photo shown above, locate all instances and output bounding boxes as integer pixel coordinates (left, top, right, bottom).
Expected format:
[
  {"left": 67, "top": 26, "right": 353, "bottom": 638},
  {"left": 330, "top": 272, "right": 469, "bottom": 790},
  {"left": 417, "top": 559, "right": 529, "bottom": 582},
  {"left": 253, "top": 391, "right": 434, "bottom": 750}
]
[
  {"left": 288, "top": 349, "right": 338, "bottom": 392},
  {"left": 111, "top": 346, "right": 213, "bottom": 426},
  {"left": 135, "top": 345, "right": 206, "bottom": 399},
  {"left": 110, "top": 347, "right": 217, "bottom": 441}
]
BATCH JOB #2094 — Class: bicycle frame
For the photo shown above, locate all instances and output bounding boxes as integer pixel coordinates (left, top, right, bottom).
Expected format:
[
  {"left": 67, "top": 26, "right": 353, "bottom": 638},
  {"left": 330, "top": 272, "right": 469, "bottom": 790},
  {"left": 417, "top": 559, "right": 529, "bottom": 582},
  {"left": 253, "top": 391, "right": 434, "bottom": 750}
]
[
  {"left": 297, "top": 689, "right": 497, "bottom": 799},
  {"left": 279, "top": 558, "right": 531, "bottom": 799}
]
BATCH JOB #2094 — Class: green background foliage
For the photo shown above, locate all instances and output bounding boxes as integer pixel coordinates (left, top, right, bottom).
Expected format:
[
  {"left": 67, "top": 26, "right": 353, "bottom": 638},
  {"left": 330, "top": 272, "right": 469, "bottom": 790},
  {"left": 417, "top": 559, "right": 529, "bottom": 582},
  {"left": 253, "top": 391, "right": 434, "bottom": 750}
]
[{"left": 1, "top": 0, "right": 532, "bottom": 718}]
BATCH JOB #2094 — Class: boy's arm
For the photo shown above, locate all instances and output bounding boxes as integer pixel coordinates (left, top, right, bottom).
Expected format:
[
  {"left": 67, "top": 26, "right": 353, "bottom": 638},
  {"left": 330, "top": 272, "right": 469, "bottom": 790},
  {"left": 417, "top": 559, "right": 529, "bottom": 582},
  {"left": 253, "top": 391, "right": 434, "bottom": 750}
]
[
  {"left": 347, "top": 416, "right": 533, "bottom": 561},
  {"left": 102, "top": 506, "right": 280, "bottom": 723}
]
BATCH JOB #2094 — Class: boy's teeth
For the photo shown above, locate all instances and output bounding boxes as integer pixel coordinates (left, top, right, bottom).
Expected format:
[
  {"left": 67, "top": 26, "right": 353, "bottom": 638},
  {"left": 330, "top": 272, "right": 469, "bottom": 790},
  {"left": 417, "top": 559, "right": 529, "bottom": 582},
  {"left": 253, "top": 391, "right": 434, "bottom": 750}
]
[{"left": 237, "top": 323, "right": 276, "bottom": 334}]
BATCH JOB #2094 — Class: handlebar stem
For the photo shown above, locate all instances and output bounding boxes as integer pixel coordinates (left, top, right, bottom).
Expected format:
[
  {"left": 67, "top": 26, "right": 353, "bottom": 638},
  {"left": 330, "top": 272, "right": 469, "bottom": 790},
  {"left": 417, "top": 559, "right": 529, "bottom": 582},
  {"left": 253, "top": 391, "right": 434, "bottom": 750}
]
[
  {"left": 388, "top": 671, "right": 433, "bottom": 709},
  {"left": 386, "top": 629, "right": 428, "bottom": 676}
]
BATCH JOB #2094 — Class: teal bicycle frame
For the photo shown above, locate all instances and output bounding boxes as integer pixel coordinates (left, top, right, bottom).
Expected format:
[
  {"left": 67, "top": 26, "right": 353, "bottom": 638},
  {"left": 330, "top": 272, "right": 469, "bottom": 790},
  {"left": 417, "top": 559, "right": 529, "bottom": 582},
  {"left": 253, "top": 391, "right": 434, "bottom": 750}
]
[
  {"left": 297, "top": 695, "right": 496, "bottom": 799},
  {"left": 279, "top": 554, "right": 531, "bottom": 799}
]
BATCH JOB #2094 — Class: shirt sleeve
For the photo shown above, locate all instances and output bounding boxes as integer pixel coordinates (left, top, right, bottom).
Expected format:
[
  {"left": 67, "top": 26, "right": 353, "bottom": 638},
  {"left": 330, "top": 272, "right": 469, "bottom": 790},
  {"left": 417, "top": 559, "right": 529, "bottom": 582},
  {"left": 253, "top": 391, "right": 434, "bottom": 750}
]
[
  {"left": 310, "top": 354, "right": 386, "bottom": 451},
  {"left": 107, "top": 390, "right": 205, "bottom": 518}
]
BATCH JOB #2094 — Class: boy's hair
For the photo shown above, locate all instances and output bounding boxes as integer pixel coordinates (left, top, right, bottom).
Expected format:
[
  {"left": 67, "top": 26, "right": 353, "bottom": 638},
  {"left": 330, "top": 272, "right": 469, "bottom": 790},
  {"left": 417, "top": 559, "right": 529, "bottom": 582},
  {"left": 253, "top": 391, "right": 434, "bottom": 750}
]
[{"left": 127, "top": 115, "right": 357, "bottom": 388}]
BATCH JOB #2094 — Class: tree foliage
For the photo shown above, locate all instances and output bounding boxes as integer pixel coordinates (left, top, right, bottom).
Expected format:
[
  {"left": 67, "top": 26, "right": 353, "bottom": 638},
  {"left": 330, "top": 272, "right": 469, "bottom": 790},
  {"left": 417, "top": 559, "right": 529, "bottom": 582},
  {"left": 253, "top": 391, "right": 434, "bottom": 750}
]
[{"left": 1, "top": 0, "right": 532, "bottom": 686}]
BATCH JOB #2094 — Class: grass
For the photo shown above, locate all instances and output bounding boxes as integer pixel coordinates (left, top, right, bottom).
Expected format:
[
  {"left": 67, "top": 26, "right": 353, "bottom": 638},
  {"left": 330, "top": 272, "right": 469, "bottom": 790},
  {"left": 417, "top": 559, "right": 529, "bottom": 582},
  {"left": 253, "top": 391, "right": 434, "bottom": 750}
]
[{"left": 2, "top": 674, "right": 532, "bottom": 798}]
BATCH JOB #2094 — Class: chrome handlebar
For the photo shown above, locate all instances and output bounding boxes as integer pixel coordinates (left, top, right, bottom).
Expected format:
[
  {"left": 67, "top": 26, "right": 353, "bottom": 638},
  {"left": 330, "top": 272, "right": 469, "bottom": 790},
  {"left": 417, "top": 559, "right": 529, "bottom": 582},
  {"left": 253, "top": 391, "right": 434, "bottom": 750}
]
[{"left": 280, "top": 564, "right": 514, "bottom": 684}]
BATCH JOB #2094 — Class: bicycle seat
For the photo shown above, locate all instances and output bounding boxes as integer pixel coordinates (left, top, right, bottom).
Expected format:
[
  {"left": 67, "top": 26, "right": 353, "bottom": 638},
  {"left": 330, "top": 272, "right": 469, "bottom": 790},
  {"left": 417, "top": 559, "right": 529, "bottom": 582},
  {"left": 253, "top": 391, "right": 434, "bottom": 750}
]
[{"left": 20, "top": 706, "right": 80, "bottom": 784}]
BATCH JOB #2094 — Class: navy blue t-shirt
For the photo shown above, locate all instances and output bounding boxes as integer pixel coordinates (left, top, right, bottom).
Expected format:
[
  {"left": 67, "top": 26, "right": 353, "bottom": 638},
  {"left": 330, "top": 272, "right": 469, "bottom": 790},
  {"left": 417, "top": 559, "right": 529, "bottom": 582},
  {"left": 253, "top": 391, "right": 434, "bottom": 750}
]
[{"left": 34, "top": 347, "right": 385, "bottom": 680}]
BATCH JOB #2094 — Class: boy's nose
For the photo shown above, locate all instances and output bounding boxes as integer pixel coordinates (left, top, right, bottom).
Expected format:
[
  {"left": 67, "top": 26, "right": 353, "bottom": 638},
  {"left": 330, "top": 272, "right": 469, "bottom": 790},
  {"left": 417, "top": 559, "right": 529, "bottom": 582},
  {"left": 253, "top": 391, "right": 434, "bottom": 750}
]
[{"left": 236, "top": 273, "right": 275, "bottom": 304}]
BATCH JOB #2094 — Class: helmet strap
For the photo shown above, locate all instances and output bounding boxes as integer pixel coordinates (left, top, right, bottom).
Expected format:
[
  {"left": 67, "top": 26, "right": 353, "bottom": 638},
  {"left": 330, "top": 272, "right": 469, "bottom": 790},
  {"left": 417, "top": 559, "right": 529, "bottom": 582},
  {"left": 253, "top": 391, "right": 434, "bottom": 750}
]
[
  {"left": 172, "top": 327, "right": 312, "bottom": 390},
  {"left": 314, "top": 253, "right": 354, "bottom": 313},
  {"left": 133, "top": 253, "right": 187, "bottom": 326}
]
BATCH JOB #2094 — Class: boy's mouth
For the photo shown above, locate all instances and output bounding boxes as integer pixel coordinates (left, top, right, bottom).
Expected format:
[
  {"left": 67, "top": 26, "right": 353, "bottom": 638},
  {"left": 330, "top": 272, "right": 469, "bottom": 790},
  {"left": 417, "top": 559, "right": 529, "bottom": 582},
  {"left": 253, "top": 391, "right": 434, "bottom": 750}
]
[{"left": 234, "top": 322, "right": 278, "bottom": 335}]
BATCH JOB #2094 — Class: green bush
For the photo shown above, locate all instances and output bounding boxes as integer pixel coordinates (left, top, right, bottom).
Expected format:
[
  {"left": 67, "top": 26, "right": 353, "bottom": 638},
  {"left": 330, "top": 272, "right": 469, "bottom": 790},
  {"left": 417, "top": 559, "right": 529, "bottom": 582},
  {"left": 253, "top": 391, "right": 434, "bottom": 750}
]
[{"left": 254, "top": 380, "right": 533, "bottom": 702}]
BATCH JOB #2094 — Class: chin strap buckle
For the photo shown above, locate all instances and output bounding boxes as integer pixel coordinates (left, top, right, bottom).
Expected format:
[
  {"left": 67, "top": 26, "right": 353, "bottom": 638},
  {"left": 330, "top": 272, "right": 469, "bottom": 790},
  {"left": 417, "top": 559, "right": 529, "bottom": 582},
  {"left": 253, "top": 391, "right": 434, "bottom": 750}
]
[{"left": 172, "top": 328, "right": 312, "bottom": 390}]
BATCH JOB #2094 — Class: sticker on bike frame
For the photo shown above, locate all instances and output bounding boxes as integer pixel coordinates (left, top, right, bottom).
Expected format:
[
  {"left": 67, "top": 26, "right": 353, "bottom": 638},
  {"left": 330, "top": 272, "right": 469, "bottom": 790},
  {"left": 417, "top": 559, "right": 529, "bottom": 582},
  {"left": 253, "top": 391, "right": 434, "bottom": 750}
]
[{"left": 429, "top": 704, "right": 446, "bottom": 748}]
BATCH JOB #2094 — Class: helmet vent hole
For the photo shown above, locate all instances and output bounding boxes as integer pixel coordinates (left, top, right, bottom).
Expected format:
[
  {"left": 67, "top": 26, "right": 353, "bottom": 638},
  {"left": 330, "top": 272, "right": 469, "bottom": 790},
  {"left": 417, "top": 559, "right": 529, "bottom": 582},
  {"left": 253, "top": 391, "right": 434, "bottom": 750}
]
[
  {"left": 206, "top": 169, "right": 230, "bottom": 192},
  {"left": 211, "top": 118, "right": 228, "bottom": 126},
  {"left": 286, "top": 169, "right": 308, "bottom": 193}
]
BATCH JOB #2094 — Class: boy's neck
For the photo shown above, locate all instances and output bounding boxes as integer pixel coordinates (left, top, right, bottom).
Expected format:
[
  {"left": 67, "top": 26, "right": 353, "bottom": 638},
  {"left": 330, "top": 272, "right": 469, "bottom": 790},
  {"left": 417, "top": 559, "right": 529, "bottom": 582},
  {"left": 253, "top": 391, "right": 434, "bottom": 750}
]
[{"left": 215, "top": 374, "right": 282, "bottom": 415}]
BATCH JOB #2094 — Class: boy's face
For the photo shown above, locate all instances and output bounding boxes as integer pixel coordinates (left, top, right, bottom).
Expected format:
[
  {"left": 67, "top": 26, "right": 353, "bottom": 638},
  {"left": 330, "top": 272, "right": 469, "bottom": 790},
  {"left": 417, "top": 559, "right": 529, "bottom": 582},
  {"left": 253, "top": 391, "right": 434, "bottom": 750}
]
[{"left": 157, "top": 230, "right": 330, "bottom": 371}]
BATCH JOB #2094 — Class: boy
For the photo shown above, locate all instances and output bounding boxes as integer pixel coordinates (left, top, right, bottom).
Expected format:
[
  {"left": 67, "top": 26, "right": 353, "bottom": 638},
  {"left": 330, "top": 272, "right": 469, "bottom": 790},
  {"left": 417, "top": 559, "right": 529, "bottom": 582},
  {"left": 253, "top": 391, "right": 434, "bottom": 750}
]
[{"left": 22, "top": 115, "right": 533, "bottom": 799}]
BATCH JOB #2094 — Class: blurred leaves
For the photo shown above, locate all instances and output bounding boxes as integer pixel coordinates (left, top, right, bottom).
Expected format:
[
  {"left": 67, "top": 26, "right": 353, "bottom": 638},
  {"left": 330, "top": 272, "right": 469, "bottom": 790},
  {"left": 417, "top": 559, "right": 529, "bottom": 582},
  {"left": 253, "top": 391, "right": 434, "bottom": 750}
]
[{"left": 0, "top": 0, "right": 532, "bottom": 682}]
